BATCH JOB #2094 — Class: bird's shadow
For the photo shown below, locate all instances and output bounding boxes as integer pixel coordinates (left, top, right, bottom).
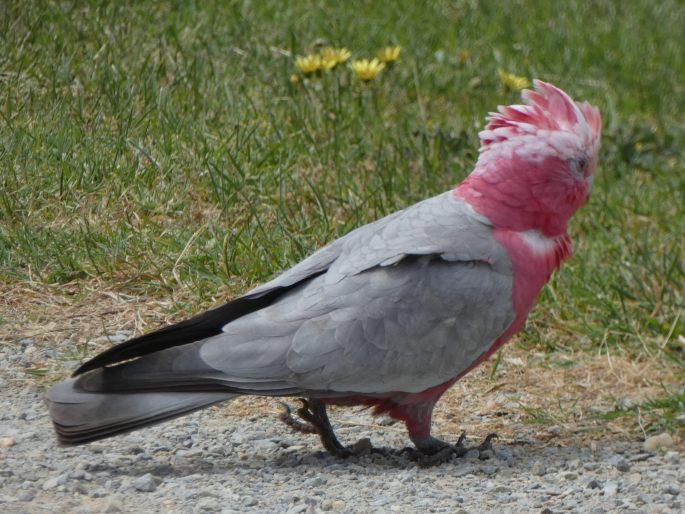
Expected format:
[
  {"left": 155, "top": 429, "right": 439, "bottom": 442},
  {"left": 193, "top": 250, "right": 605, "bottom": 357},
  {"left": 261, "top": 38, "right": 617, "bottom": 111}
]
[{"left": 83, "top": 437, "right": 579, "bottom": 480}]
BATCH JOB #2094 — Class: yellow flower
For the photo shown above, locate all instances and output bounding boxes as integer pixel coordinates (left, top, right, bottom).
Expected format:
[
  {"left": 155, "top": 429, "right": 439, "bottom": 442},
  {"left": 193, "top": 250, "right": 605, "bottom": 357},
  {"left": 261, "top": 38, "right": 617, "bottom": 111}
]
[
  {"left": 377, "top": 45, "right": 401, "bottom": 63},
  {"left": 350, "top": 58, "right": 385, "bottom": 81},
  {"left": 289, "top": 74, "right": 300, "bottom": 84},
  {"left": 498, "top": 68, "right": 530, "bottom": 91},
  {"left": 320, "top": 47, "right": 352, "bottom": 70},
  {"left": 295, "top": 54, "right": 322, "bottom": 74}
]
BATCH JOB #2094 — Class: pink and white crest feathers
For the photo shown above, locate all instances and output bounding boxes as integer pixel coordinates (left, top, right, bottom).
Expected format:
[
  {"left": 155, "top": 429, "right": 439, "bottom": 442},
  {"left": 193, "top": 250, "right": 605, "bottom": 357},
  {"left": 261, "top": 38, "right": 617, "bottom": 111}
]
[{"left": 479, "top": 79, "right": 601, "bottom": 159}]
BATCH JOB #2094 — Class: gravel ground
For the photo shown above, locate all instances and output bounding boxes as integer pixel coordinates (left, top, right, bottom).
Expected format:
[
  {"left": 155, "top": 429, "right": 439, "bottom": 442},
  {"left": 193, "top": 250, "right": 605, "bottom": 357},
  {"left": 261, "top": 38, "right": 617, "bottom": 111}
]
[{"left": 1, "top": 339, "right": 683, "bottom": 514}]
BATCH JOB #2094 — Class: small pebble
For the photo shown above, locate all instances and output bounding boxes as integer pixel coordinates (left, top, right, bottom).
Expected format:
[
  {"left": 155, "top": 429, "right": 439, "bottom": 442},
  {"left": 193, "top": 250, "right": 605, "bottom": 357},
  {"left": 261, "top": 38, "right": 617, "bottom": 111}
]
[
  {"left": 42, "top": 474, "right": 68, "bottom": 491},
  {"left": 243, "top": 496, "right": 258, "bottom": 507},
  {"left": 132, "top": 473, "right": 159, "bottom": 493},
  {"left": 351, "top": 438, "right": 372, "bottom": 453},
  {"left": 610, "top": 456, "right": 631, "bottom": 472},
  {"left": 603, "top": 481, "right": 618, "bottom": 497},
  {"left": 663, "top": 485, "right": 681, "bottom": 496},
  {"left": 495, "top": 446, "right": 514, "bottom": 464},
  {"left": 663, "top": 451, "right": 680, "bottom": 464},
  {"left": 0, "top": 437, "right": 15, "bottom": 448},
  {"left": 637, "top": 493, "right": 652, "bottom": 504},
  {"left": 532, "top": 460, "right": 546, "bottom": 476},
  {"left": 643, "top": 433, "right": 674, "bottom": 452}
]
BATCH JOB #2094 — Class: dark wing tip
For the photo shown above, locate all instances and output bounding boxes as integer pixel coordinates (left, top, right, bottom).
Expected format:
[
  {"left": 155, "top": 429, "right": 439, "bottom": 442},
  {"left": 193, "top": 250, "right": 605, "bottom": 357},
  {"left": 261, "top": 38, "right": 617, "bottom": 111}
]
[{"left": 73, "top": 288, "right": 290, "bottom": 376}]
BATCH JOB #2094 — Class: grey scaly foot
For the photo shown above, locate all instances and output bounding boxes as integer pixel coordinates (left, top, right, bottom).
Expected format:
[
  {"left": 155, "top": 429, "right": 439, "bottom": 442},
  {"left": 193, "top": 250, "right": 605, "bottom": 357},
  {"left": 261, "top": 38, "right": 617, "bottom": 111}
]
[
  {"left": 410, "top": 432, "right": 499, "bottom": 467},
  {"left": 280, "top": 398, "right": 373, "bottom": 457}
]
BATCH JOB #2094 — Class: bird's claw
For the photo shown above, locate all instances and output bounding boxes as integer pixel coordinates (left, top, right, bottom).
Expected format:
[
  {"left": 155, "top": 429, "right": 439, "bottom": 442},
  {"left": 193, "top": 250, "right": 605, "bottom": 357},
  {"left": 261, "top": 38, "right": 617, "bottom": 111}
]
[
  {"left": 277, "top": 401, "right": 317, "bottom": 434},
  {"left": 411, "top": 432, "right": 499, "bottom": 467}
]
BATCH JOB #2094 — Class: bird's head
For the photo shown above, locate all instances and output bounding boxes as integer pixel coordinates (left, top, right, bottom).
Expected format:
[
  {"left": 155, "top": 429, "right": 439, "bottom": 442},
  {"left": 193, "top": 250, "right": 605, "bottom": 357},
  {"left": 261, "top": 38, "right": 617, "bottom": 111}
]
[{"left": 457, "top": 80, "right": 602, "bottom": 237}]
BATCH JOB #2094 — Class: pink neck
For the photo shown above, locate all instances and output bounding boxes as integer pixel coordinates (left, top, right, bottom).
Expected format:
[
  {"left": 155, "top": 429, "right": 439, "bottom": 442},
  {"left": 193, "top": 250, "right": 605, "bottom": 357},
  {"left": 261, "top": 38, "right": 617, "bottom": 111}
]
[{"left": 493, "top": 228, "right": 571, "bottom": 322}]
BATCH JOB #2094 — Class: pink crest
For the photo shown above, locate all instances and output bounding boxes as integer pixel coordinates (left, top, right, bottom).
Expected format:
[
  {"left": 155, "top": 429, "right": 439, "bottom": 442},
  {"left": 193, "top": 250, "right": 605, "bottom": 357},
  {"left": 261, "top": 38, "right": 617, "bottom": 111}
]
[{"left": 480, "top": 80, "right": 601, "bottom": 151}]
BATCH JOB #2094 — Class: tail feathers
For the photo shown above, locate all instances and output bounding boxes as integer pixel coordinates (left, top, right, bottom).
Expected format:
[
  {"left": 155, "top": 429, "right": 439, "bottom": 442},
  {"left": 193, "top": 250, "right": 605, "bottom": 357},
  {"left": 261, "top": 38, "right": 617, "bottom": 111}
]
[{"left": 45, "top": 378, "right": 235, "bottom": 445}]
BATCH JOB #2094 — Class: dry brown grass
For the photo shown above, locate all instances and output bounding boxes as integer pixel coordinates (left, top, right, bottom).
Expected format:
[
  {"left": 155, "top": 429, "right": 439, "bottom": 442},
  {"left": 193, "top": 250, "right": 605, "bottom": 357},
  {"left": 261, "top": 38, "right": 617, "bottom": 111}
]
[{"left": 1, "top": 279, "right": 682, "bottom": 449}]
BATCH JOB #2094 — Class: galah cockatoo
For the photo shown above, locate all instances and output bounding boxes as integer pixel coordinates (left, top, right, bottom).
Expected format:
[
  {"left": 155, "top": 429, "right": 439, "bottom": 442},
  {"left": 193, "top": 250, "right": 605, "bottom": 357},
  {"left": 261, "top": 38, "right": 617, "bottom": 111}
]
[{"left": 46, "top": 80, "right": 601, "bottom": 460}]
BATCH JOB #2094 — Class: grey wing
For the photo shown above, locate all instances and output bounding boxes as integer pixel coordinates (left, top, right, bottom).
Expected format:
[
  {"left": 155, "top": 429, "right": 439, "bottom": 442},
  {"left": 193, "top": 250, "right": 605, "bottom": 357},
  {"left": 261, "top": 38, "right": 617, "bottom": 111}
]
[
  {"left": 201, "top": 253, "right": 515, "bottom": 394},
  {"left": 196, "top": 193, "right": 515, "bottom": 394},
  {"left": 89, "top": 193, "right": 515, "bottom": 396}
]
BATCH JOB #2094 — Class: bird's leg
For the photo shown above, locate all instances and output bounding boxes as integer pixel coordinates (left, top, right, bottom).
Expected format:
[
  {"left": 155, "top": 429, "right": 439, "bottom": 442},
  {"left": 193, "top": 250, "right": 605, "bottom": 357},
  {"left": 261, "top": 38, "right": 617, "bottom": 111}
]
[
  {"left": 279, "top": 399, "right": 375, "bottom": 457},
  {"left": 298, "top": 399, "right": 350, "bottom": 456},
  {"left": 402, "top": 402, "right": 498, "bottom": 466}
]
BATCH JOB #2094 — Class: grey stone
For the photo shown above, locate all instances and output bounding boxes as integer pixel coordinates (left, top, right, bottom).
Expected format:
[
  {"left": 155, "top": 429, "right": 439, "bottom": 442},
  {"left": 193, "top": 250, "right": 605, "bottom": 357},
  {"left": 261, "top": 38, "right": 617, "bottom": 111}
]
[
  {"left": 603, "top": 481, "right": 618, "bottom": 497},
  {"left": 252, "top": 439, "right": 278, "bottom": 451},
  {"left": 481, "top": 465, "right": 498, "bottom": 475},
  {"left": 610, "top": 456, "right": 631, "bottom": 472},
  {"left": 17, "top": 491, "right": 35, "bottom": 502},
  {"left": 302, "top": 477, "right": 324, "bottom": 488},
  {"left": 636, "top": 493, "right": 652, "bottom": 504},
  {"left": 495, "top": 446, "right": 514, "bottom": 463},
  {"left": 132, "top": 473, "right": 160, "bottom": 492},
  {"left": 195, "top": 498, "right": 222, "bottom": 513},
  {"left": 43, "top": 473, "right": 68, "bottom": 490},
  {"left": 243, "top": 496, "right": 258, "bottom": 507},
  {"left": 532, "top": 461, "right": 546, "bottom": 476},
  {"left": 643, "top": 433, "right": 674, "bottom": 452},
  {"left": 663, "top": 485, "right": 681, "bottom": 496},
  {"left": 664, "top": 451, "right": 680, "bottom": 464}
]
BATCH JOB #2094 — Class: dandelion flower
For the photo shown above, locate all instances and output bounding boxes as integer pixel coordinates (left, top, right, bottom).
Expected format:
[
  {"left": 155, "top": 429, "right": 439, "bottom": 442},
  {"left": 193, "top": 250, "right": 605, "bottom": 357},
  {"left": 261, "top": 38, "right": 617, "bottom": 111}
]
[
  {"left": 320, "top": 47, "right": 352, "bottom": 70},
  {"left": 377, "top": 45, "right": 401, "bottom": 63},
  {"left": 350, "top": 58, "right": 385, "bottom": 81},
  {"left": 295, "top": 54, "right": 323, "bottom": 74},
  {"left": 289, "top": 74, "right": 300, "bottom": 84},
  {"left": 498, "top": 68, "right": 530, "bottom": 91}
]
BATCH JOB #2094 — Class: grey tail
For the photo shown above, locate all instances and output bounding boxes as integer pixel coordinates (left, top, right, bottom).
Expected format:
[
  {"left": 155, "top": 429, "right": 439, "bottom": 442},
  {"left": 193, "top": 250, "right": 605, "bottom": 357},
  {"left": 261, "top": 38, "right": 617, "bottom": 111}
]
[{"left": 45, "top": 376, "right": 236, "bottom": 446}]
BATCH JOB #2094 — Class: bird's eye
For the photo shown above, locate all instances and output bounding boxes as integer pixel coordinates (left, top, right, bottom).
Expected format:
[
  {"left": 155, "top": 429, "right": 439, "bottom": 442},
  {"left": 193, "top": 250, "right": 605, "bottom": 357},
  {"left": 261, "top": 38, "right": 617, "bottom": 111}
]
[{"left": 577, "top": 157, "right": 589, "bottom": 175}]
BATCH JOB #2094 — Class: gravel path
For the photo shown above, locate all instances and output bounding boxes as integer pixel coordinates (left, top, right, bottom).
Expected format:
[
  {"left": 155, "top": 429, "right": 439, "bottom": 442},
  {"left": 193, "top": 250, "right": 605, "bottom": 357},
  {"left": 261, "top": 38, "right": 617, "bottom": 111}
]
[{"left": 1, "top": 339, "right": 683, "bottom": 514}]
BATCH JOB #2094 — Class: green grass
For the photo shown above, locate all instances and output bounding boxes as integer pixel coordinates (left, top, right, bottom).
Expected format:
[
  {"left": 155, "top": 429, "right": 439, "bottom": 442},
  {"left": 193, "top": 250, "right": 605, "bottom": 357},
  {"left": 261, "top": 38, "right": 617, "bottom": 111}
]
[{"left": 1, "top": 1, "right": 683, "bottom": 425}]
